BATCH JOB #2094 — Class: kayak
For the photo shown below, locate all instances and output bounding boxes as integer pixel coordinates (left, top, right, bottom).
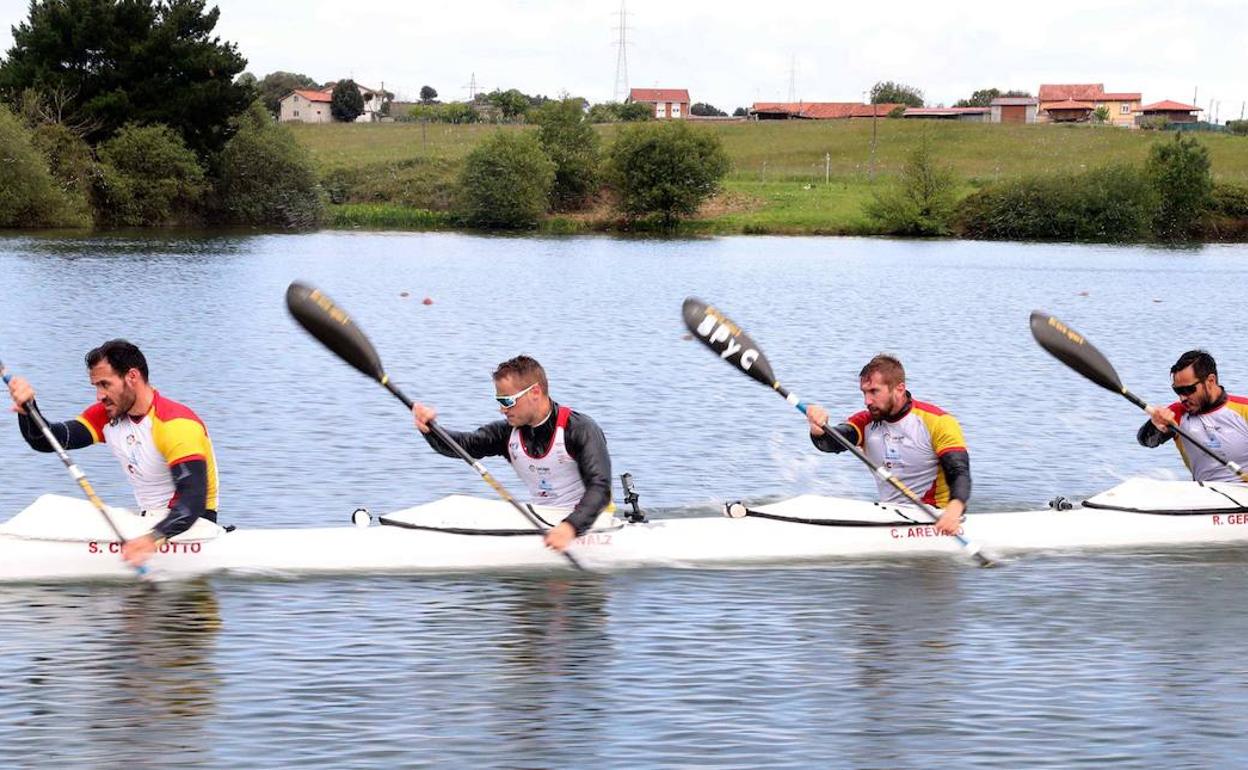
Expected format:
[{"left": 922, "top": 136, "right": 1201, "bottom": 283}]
[{"left": 2, "top": 477, "right": 1248, "bottom": 582}]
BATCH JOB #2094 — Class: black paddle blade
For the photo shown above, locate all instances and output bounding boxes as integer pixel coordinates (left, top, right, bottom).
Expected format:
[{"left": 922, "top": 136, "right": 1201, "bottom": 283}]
[
  {"left": 286, "top": 281, "right": 386, "bottom": 382},
  {"left": 1029, "top": 310, "right": 1124, "bottom": 394},
  {"left": 682, "top": 297, "right": 777, "bottom": 388}
]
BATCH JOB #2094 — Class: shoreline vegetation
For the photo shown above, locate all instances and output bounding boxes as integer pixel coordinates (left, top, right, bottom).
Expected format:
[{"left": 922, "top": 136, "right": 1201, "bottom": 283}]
[{"left": 307, "top": 120, "right": 1248, "bottom": 242}]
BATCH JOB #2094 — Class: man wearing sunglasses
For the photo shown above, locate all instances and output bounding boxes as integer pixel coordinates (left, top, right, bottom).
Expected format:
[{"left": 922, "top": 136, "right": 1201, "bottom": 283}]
[
  {"left": 803, "top": 354, "right": 972, "bottom": 536},
  {"left": 1138, "top": 350, "right": 1248, "bottom": 483},
  {"left": 410, "top": 355, "right": 612, "bottom": 551}
]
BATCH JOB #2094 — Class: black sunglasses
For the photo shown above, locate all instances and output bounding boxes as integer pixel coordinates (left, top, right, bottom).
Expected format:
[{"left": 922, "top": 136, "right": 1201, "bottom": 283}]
[{"left": 1172, "top": 382, "right": 1200, "bottom": 396}]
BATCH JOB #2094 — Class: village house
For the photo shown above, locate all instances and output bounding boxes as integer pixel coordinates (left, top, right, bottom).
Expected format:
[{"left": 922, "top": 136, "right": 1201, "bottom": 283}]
[
  {"left": 627, "top": 88, "right": 690, "bottom": 119},
  {"left": 748, "top": 102, "right": 906, "bottom": 120},
  {"left": 1037, "top": 84, "right": 1141, "bottom": 127},
  {"left": 1137, "top": 100, "right": 1202, "bottom": 126},
  {"left": 279, "top": 83, "right": 390, "bottom": 124}
]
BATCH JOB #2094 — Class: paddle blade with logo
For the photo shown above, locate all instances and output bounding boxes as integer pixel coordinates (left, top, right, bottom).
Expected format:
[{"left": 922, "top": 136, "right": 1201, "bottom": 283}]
[
  {"left": 286, "top": 281, "right": 387, "bottom": 383},
  {"left": 682, "top": 297, "right": 777, "bottom": 389},
  {"left": 1029, "top": 310, "right": 1124, "bottom": 395}
]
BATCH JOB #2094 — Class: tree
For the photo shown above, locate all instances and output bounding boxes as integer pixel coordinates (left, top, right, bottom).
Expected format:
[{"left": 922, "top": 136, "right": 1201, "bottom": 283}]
[
  {"left": 864, "top": 136, "right": 958, "bottom": 236},
  {"left": 587, "top": 101, "right": 652, "bottom": 123},
  {"left": 534, "top": 98, "right": 601, "bottom": 211},
  {"left": 870, "top": 81, "right": 924, "bottom": 107},
  {"left": 0, "top": 104, "right": 89, "bottom": 227},
  {"left": 94, "top": 123, "right": 207, "bottom": 225},
  {"left": 690, "top": 102, "right": 727, "bottom": 117},
  {"left": 732, "top": 107, "right": 748, "bottom": 117},
  {"left": 1092, "top": 106, "right": 1110, "bottom": 123},
  {"left": 608, "top": 121, "right": 730, "bottom": 226},
  {"left": 1146, "top": 133, "right": 1213, "bottom": 241},
  {"left": 330, "top": 80, "right": 365, "bottom": 122},
  {"left": 419, "top": 85, "right": 438, "bottom": 103},
  {"left": 257, "top": 71, "right": 319, "bottom": 116},
  {"left": 457, "top": 131, "right": 555, "bottom": 228},
  {"left": 482, "top": 89, "right": 531, "bottom": 121},
  {"left": 954, "top": 88, "right": 999, "bottom": 108},
  {"left": 213, "top": 101, "right": 324, "bottom": 227},
  {"left": 0, "top": 0, "right": 254, "bottom": 156}
]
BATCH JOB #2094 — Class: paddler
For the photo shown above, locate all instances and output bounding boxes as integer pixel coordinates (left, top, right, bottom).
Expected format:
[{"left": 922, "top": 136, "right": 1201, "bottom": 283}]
[
  {"left": 802, "top": 354, "right": 972, "bottom": 535},
  {"left": 6, "top": 340, "right": 220, "bottom": 568},
  {"left": 1138, "top": 350, "right": 1248, "bottom": 483},
  {"left": 410, "top": 355, "right": 612, "bottom": 552}
]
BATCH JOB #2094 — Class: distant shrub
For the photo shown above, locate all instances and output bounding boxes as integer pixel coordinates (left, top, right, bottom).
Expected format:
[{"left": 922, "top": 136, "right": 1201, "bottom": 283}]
[
  {"left": 608, "top": 121, "right": 730, "bottom": 225},
  {"left": 1227, "top": 120, "right": 1248, "bottom": 136},
  {"left": 28, "top": 122, "right": 94, "bottom": 223},
  {"left": 407, "top": 102, "right": 479, "bottom": 124},
  {"left": 0, "top": 105, "right": 89, "bottom": 227},
  {"left": 534, "top": 98, "right": 601, "bottom": 211},
  {"left": 456, "top": 131, "right": 555, "bottom": 228},
  {"left": 94, "top": 123, "right": 206, "bottom": 226},
  {"left": 1212, "top": 182, "right": 1248, "bottom": 218},
  {"left": 1139, "top": 115, "right": 1170, "bottom": 131},
  {"left": 587, "top": 101, "right": 652, "bottom": 123},
  {"left": 956, "top": 164, "right": 1157, "bottom": 242},
  {"left": 887, "top": 106, "right": 906, "bottom": 118},
  {"left": 864, "top": 138, "right": 958, "bottom": 236},
  {"left": 1146, "top": 133, "right": 1212, "bottom": 241},
  {"left": 214, "top": 102, "right": 324, "bottom": 227}
]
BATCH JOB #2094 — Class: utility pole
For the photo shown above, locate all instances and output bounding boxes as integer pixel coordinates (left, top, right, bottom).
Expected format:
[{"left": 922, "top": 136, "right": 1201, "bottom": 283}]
[
  {"left": 612, "top": 1, "right": 630, "bottom": 102},
  {"left": 463, "top": 72, "right": 478, "bottom": 101},
  {"left": 787, "top": 56, "right": 797, "bottom": 103}
]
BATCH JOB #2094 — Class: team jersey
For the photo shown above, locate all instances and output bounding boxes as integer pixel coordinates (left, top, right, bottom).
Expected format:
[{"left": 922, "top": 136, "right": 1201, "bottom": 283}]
[
  {"left": 845, "top": 400, "right": 968, "bottom": 507},
  {"left": 76, "top": 390, "right": 219, "bottom": 513},
  {"left": 1163, "top": 395, "right": 1248, "bottom": 483},
  {"left": 507, "top": 406, "right": 586, "bottom": 510}
]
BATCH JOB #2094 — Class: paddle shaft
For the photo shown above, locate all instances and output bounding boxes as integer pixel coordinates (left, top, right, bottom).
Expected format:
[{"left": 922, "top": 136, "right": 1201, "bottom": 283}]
[
  {"left": 773, "top": 382, "right": 991, "bottom": 566},
  {"left": 1122, "top": 388, "right": 1248, "bottom": 479},
  {"left": 380, "top": 378, "right": 587, "bottom": 571},
  {"left": 1, "top": 366, "right": 144, "bottom": 575}
]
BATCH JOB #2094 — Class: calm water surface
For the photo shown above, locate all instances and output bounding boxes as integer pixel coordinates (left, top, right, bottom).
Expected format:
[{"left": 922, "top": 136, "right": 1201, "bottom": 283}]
[{"left": 1, "top": 232, "right": 1247, "bottom": 767}]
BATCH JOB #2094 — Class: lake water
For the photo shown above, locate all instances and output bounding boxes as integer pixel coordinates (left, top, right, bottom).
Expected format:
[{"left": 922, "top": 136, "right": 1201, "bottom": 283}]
[{"left": 1, "top": 231, "right": 1247, "bottom": 767}]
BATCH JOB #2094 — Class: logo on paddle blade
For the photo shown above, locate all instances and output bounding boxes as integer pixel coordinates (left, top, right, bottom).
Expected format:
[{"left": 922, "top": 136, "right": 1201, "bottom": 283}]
[{"left": 693, "top": 307, "right": 760, "bottom": 372}]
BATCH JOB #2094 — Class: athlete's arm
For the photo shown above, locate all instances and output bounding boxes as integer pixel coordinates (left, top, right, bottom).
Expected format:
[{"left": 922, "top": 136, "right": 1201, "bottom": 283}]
[
  {"left": 17, "top": 410, "right": 96, "bottom": 452},
  {"left": 151, "top": 459, "right": 210, "bottom": 539},
  {"left": 810, "top": 423, "right": 861, "bottom": 454},
  {"left": 1137, "top": 420, "right": 1174, "bottom": 448},
  {"left": 938, "top": 449, "right": 972, "bottom": 504},
  {"left": 562, "top": 413, "right": 613, "bottom": 536},
  {"left": 422, "top": 420, "right": 511, "bottom": 459}
]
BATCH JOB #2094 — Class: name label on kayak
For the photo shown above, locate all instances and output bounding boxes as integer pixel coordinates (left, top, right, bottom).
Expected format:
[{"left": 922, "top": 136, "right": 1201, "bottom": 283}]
[
  {"left": 88, "top": 541, "right": 203, "bottom": 555},
  {"left": 1211, "top": 514, "right": 1248, "bottom": 526},
  {"left": 574, "top": 533, "right": 613, "bottom": 546},
  {"left": 890, "top": 525, "right": 964, "bottom": 539}
]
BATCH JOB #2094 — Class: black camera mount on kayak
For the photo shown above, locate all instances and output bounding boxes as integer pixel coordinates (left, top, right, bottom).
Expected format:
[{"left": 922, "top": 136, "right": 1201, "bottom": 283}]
[{"left": 620, "top": 473, "right": 646, "bottom": 523}]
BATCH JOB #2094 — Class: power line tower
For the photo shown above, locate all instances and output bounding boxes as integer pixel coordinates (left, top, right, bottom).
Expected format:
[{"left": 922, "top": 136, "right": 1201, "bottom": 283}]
[
  {"left": 612, "top": 0, "right": 630, "bottom": 102},
  {"left": 463, "top": 72, "right": 478, "bottom": 101},
  {"left": 787, "top": 55, "right": 797, "bottom": 103}
]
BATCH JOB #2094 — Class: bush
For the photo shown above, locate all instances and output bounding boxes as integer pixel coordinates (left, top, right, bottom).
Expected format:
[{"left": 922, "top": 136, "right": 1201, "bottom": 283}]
[
  {"left": 534, "top": 98, "right": 601, "bottom": 211},
  {"left": 864, "top": 138, "right": 957, "bottom": 235},
  {"left": 956, "top": 164, "right": 1157, "bottom": 242},
  {"left": 1212, "top": 182, "right": 1248, "bottom": 218},
  {"left": 456, "top": 131, "right": 555, "bottom": 228},
  {"left": 28, "top": 122, "right": 94, "bottom": 223},
  {"left": 1226, "top": 120, "right": 1248, "bottom": 136},
  {"left": 608, "top": 121, "right": 730, "bottom": 225},
  {"left": 213, "top": 102, "right": 324, "bottom": 227},
  {"left": 406, "top": 102, "right": 479, "bottom": 124},
  {"left": 587, "top": 101, "right": 652, "bottom": 123},
  {"left": 0, "top": 105, "right": 89, "bottom": 227},
  {"left": 1140, "top": 115, "right": 1170, "bottom": 131},
  {"left": 94, "top": 123, "right": 207, "bottom": 226},
  {"left": 331, "top": 80, "right": 366, "bottom": 122},
  {"left": 1146, "top": 133, "right": 1213, "bottom": 241}
]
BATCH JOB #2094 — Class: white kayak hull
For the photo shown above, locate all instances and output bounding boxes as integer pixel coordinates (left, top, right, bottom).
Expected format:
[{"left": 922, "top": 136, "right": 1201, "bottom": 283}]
[{"left": 2, "top": 478, "right": 1248, "bottom": 582}]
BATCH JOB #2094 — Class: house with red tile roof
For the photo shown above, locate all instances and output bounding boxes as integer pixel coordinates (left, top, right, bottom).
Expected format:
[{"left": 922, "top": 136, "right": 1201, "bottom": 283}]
[
  {"left": 628, "top": 88, "right": 690, "bottom": 119},
  {"left": 1037, "top": 84, "right": 1141, "bottom": 127},
  {"left": 279, "top": 83, "right": 390, "bottom": 123},
  {"left": 1137, "top": 100, "right": 1202, "bottom": 125}
]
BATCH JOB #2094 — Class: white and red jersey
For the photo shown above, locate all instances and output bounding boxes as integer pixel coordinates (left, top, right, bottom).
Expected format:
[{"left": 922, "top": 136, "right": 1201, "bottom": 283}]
[
  {"left": 1167, "top": 395, "right": 1248, "bottom": 483},
  {"left": 507, "top": 406, "right": 586, "bottom": 511}
]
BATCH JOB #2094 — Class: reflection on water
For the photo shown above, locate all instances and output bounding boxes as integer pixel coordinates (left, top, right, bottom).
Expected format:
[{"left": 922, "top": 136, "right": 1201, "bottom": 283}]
[{"left": 2, "top": 232, "right": 1248, "bottom": 767}]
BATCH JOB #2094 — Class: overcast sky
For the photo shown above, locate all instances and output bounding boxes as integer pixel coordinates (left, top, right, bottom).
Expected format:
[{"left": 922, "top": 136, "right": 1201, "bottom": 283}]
[{"left": 2, "top": 0, "right": 1246, "bottom": 118}]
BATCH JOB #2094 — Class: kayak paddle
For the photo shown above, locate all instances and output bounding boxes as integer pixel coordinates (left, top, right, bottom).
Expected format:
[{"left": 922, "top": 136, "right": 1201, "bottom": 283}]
[
  {"left": 1, "top": 361, "right": 146, "bottom": 577},
  {"left": 681, "top": 298, "right": 993, "bottom": 567},
  {"left": 284, "top": 281, "right": 586, "bottom": 571},
  {"left": 1029, "top": 310, "right": 1248, "bottom": 482}
]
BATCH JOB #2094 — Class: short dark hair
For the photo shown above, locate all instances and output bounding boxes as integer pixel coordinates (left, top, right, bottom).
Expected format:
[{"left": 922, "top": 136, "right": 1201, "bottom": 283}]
[
  {"left": 1171, "top": 350, "right": 1217, "bottom": 380},
  {"left": 85, "top": 339, "right": 149, "bottom": 382},
  {"left": 860, "top": 354, "right": 905, "bottom": 387},
  {"left": 493, "top": 355, "right": 547, "bottom": 394}
]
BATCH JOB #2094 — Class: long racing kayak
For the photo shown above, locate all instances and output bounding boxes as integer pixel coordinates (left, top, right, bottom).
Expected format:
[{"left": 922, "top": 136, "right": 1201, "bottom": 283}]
[{"left": 2, "top": 477, "right": 1248, "bottom": 582}]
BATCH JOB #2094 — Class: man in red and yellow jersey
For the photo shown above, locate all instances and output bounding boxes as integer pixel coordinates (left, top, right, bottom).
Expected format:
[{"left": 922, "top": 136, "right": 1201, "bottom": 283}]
[
  {"left": 804, "top": 354, "right": 971, "bottom": 535},
  {"left": 1138, "top": 350, "right": 1248, "bottom": 483},
  {"left": 7, "top": 339, "right": 219, "bottom": 567}
]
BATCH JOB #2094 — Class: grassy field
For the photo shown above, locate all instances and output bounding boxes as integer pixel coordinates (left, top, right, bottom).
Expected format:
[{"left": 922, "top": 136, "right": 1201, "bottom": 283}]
[{"left": 290, "top": 120, "right": 1248, "bottom": 234}]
